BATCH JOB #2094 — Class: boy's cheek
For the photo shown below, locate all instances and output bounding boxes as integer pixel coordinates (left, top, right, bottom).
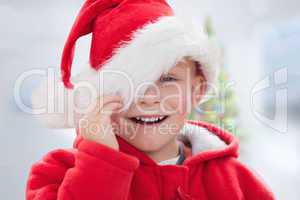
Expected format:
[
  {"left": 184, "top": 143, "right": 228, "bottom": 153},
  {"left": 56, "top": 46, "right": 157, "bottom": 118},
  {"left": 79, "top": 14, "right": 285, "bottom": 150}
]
[
  {"left": 173, "top": 90, "right": 192, "bottom": 114},
  {"left": 160, "top": 93, "right": 191, "bottom": 115},
  {"left": 165, "top": 97, "right": 189, "bottom": 115},
  {"left": 179, "top": 99, "right": 190, "bottom": 115}
]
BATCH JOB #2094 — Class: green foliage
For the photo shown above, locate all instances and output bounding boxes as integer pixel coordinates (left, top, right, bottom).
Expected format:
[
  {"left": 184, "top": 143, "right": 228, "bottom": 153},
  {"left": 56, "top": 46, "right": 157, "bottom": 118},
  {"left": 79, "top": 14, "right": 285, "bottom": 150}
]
[{"left": 188, "top": 17, "right": 245, "bottom": 141}]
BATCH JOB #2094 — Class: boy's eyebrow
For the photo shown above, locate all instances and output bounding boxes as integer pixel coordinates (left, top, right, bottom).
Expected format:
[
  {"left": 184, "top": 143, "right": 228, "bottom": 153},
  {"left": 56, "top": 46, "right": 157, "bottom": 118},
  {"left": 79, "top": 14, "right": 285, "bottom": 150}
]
[{"left": 163, "top": 72, "right": 177, "bottom": 76}]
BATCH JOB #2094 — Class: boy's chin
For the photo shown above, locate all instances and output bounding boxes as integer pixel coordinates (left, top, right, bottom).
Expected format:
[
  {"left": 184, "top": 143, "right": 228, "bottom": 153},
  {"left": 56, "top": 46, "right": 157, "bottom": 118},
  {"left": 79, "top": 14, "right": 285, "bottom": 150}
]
[{"left": 120, "top": 133, "right": 178, "bottom": 153}]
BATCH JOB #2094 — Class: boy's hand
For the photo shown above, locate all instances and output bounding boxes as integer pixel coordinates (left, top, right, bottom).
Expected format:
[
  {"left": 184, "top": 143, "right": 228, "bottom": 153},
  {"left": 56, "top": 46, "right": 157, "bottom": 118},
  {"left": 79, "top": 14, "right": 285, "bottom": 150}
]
[{"left": 78, "top": 95, "right": 123, "bottom": 150}]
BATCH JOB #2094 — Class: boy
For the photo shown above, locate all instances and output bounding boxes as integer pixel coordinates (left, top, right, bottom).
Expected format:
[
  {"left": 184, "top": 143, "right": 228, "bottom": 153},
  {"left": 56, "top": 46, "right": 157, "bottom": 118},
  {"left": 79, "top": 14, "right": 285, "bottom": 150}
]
[{"left": 26, "top": 0, "right": 275, "bottom": 199}]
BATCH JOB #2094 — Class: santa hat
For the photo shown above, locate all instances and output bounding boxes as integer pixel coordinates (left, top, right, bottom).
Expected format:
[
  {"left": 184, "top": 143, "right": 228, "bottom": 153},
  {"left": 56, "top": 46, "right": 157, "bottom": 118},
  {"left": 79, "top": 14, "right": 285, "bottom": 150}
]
[{"left": 32, "top": 0, "right": 221, "bottom": 128}]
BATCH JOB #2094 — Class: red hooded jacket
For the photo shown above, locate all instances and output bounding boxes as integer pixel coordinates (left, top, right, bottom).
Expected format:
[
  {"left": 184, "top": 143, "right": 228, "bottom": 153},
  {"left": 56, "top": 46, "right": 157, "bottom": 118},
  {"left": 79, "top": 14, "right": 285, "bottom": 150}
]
[{"left": 26, "top": 120, "right": 275, "bottom": 200}]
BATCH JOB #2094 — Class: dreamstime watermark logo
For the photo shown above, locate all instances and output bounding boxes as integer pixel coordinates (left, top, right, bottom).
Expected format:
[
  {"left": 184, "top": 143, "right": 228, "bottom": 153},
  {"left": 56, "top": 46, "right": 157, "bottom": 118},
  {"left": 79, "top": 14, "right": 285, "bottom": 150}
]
[{"left": 251, "top": 67, "right": 288, "bottom": 133}]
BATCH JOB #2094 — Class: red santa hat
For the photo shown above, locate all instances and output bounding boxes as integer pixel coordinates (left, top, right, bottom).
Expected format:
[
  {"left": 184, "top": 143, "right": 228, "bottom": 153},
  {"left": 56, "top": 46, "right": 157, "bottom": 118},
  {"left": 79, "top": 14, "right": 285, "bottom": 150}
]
[{"left": 32, "top": 0, "right": 221, "bottom": 128}]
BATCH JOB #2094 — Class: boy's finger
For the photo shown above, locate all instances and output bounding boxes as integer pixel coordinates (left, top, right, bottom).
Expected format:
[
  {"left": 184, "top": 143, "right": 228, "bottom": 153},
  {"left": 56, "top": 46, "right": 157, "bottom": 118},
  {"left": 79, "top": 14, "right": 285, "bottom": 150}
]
[
  {"left": 99, "top": 102, "right": 123, "bottom": 116},
  {"left": 94, "top": 95, "right": 123, "bottom": 112},
  {"left": 87, "top": 102, "right": 123, "bottom": 122},
  {"left": 86, "top": 95, "right": 121, "bottom": 116}
]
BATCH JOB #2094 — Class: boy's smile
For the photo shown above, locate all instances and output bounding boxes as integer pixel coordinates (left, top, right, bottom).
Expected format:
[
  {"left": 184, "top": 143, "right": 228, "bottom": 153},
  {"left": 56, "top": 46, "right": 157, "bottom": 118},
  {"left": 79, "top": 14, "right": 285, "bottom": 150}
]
[{"left": 128, "top": 115, "right": 169, "bottom": 125}]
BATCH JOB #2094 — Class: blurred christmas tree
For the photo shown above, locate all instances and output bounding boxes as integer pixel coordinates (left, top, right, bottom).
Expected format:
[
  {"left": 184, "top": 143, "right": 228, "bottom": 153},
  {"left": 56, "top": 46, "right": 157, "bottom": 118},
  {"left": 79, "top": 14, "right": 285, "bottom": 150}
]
[{"left": 188, "top": 17, "right": 244, "bottom": 140}]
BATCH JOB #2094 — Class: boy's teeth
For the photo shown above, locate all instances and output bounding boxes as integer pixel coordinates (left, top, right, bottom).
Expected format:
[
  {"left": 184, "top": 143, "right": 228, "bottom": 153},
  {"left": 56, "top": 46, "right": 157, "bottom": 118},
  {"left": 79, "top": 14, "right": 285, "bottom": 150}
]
[{"left": 135, "top": 116, "right": 164, "bottom": 122}]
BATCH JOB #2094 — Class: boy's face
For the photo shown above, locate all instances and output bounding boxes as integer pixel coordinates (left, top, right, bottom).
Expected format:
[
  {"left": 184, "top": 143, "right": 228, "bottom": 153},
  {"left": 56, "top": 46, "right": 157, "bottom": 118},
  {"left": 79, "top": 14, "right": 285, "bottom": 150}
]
[{"left": 113, "top": 58, "right": 205, "bottom": 152}]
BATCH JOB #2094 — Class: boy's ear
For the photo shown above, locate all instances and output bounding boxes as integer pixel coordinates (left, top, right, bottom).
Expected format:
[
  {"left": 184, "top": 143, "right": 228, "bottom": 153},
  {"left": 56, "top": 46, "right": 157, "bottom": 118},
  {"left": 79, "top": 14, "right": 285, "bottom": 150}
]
[{"left": 191, "top": 76, "right": 206, "bottom": 108}]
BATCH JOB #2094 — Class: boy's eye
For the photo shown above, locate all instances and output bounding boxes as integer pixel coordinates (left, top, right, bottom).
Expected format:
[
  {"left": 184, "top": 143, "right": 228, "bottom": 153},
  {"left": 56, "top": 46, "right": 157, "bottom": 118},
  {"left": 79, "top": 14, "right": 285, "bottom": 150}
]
[{"left": 159, "top": 75, "right": 178, "bottom": 82}]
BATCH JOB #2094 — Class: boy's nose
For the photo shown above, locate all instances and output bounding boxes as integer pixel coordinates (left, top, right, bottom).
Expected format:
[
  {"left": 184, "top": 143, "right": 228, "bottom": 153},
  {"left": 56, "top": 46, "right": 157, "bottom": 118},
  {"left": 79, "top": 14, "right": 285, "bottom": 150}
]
[{"left": 137, "top": 85, "right": 161, "bottom": 106}]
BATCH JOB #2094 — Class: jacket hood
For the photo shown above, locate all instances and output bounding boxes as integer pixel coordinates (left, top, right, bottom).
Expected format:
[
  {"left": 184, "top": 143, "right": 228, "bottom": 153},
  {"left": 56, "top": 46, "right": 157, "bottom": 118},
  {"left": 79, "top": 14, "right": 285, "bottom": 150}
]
[
  {"left": 178, "top": 120, "right": 239, "bottom": 165},
  {"left": 74, "top": 120, "right": 239, "bottom": 166}
]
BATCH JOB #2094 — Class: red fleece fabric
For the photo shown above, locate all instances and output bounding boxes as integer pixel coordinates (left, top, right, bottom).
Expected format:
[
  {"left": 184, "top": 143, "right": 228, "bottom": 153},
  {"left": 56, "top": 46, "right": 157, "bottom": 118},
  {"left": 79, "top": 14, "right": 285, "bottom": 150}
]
[
  {"left": 61, "top": 0, "right": 173, "bottom": 88},
  {"left": 26, "top": 121, "right": 275, "bottom": 199}
]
